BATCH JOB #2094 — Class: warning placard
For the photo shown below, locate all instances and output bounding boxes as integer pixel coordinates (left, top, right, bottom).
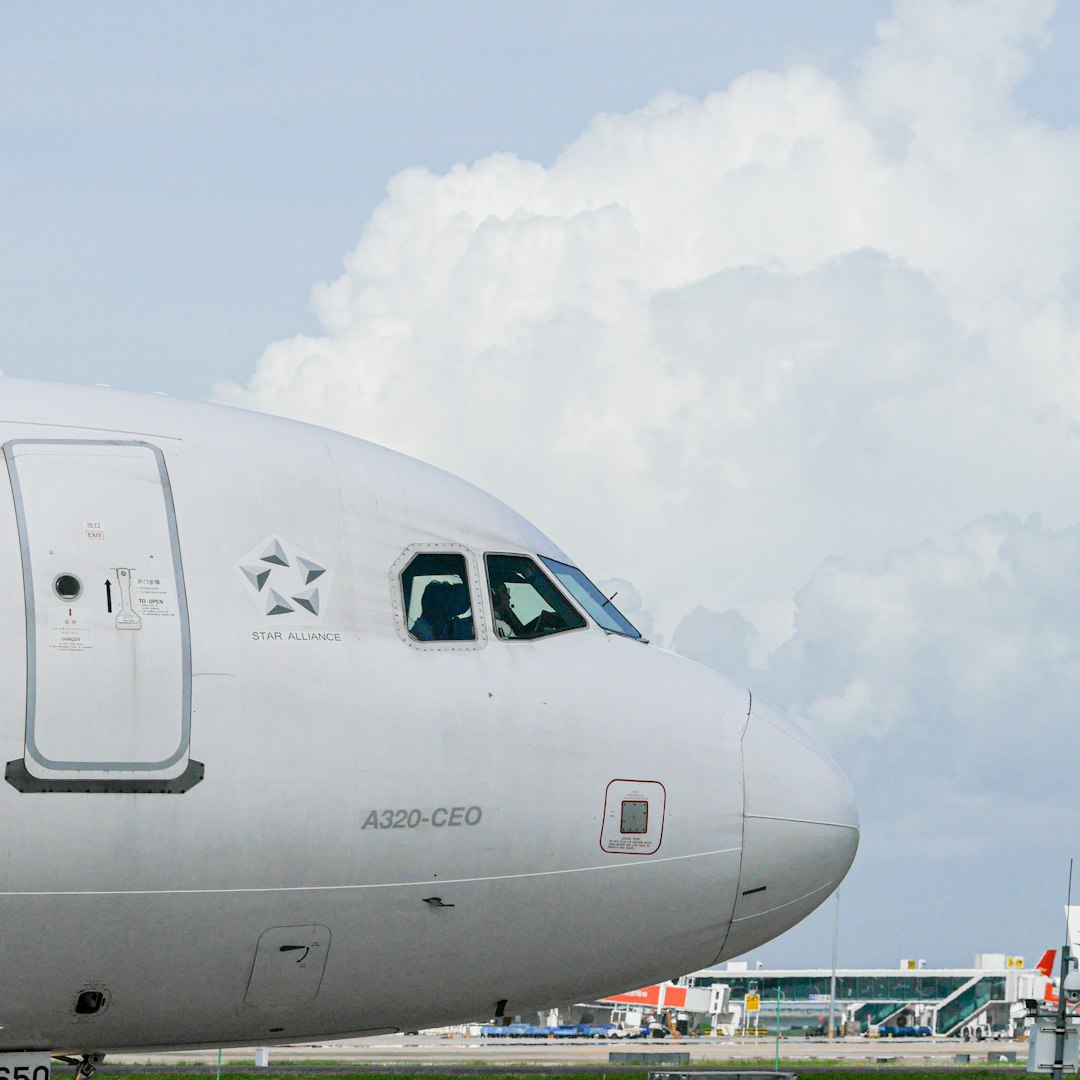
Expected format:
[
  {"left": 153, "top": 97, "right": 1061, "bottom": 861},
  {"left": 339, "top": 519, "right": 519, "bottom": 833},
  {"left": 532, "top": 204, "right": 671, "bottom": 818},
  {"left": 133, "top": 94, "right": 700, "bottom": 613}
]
[{"left": 48, "top": 606, "right": 94, "bottom": 652}]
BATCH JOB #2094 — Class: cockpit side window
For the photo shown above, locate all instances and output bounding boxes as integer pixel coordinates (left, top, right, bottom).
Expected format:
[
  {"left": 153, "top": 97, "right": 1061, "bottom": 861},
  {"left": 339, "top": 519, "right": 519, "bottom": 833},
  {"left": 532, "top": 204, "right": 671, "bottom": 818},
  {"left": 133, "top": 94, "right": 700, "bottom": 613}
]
[
  {"left": 485, "top": 553, "right": 587, "bottom": 641},
  {"left": 401, "top": 552, "right": 476, "bottom": 642},
  {"left": 539, "top": 557, "right": 642, "bottom": 639}
]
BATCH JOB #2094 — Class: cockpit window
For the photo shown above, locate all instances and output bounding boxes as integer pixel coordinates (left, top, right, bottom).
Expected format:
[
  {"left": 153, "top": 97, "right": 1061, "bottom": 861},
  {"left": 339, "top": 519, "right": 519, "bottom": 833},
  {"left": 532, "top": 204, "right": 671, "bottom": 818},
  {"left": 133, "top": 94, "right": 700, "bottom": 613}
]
[
  {"left": 401, "top": 552, "right": 475, "bottom": 642},
  {"left": 485, "top": 553, "right": 587, "bottom": 641},
  {"left": 539, "top": 557, "right": 642, "bottom": 639}
]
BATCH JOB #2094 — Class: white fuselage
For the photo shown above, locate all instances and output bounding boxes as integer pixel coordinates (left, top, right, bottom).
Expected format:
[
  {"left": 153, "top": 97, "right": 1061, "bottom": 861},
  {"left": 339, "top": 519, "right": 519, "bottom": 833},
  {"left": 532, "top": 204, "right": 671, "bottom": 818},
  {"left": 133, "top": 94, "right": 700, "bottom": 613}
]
[{"left": 0, "top": 380, "right": 858, "bottom": 1053}]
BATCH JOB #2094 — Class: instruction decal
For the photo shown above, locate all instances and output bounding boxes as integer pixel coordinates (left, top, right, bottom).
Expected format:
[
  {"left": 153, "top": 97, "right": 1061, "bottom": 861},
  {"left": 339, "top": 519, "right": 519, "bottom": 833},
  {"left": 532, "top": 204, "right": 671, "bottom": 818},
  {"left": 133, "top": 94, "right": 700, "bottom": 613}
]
[{"left": 132, "top": 574, "right": 178, "bottom": 618}]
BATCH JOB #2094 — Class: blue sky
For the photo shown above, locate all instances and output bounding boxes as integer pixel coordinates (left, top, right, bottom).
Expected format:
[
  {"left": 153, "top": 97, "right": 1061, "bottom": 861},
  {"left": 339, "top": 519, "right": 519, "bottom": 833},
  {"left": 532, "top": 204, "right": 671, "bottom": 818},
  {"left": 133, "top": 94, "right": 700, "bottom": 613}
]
[
  {"left": 6, "top": 1, "right": 1080, "bottom": 973},
  {"left": 4, "top": 1, "right": 893, "bottom": 397}
]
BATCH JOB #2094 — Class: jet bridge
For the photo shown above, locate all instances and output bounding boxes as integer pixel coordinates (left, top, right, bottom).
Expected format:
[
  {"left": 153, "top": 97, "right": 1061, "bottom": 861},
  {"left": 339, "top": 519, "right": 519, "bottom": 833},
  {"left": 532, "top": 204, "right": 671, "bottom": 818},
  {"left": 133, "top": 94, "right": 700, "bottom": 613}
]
[{"left": 689, "top": 956, "right": 1036, "bottom": 1036}]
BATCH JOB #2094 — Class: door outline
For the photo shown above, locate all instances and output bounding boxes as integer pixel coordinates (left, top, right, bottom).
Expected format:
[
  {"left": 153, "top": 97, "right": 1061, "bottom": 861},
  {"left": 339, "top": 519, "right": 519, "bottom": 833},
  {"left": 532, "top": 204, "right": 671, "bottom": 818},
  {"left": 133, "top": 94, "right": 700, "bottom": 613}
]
[{"left": 3, "top": 438, "right": 203, "bottom": 793}]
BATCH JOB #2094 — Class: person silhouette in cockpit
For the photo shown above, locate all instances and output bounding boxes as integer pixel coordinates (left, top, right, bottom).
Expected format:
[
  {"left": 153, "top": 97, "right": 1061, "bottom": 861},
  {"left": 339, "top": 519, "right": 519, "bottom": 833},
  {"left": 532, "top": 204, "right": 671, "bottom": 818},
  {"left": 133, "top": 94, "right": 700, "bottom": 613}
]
[{"left": 411, "top": 580, "right": 474, "bottom": 641}]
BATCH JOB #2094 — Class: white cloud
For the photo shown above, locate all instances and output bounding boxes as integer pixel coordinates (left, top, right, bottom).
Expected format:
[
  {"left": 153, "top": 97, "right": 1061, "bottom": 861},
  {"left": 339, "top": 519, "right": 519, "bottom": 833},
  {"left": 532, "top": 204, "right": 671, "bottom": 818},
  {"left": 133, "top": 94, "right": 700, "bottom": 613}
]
[
  {"left": 755, "top": 513, "right": 1080, "bottom": 762},
  {"left": 672, "top": 606, "right": 759, "bottom": 687},
  {"left": 703, "top": 512, "right": 1080, "bottom": 963},
  {"left": 216, "top": 0, "right": 1080, "bottom": 964},
  {"left": 217, "top": 0, "right": 1080, "bottom": 644}
]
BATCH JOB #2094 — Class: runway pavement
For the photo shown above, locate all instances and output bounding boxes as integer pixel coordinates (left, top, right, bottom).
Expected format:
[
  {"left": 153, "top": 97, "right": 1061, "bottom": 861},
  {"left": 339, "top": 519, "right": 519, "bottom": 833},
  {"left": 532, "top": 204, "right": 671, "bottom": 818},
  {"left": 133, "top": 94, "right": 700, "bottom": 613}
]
[{"left": 112, "top": 1034, "right": 1029, "bottom": 1069}]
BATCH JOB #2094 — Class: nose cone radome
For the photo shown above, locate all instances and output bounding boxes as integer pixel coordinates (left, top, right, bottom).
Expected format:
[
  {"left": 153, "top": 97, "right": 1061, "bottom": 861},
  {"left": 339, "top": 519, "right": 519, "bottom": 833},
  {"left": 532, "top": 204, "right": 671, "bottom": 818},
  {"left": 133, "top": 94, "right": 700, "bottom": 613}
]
[{"left": 720, "top": 700, "right": 859, "bottom": 960}]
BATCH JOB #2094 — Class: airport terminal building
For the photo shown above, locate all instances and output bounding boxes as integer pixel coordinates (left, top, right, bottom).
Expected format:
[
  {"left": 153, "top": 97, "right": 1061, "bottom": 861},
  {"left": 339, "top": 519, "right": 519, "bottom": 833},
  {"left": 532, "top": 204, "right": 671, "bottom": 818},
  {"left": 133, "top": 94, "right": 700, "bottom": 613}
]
[{"left": 685, "top": 955, "right": 1048, "bottom": 1038}]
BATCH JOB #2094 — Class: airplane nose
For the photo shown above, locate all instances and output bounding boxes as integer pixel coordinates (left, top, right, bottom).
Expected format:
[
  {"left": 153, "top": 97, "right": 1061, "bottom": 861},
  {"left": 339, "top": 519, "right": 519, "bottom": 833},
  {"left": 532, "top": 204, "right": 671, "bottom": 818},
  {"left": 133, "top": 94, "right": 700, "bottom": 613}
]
[{"left": 719, "top": 699, "right": 859, "bottom": 960}]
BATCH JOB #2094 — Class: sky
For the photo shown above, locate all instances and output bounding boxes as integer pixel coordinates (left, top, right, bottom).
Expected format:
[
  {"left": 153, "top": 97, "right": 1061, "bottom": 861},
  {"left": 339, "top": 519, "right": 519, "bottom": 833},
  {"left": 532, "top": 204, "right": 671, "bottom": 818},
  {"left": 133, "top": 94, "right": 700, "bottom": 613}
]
[{"left": 5, "top": 0, "right": 1080, "bottom": 972}]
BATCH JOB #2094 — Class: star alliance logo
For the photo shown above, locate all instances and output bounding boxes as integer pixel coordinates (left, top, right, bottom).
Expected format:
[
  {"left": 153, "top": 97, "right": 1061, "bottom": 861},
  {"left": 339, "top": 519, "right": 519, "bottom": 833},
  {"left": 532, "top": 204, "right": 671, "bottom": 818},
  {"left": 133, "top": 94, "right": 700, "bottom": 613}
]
[{"left": 238, "top": 535, "right": 333, "bottom": 623}]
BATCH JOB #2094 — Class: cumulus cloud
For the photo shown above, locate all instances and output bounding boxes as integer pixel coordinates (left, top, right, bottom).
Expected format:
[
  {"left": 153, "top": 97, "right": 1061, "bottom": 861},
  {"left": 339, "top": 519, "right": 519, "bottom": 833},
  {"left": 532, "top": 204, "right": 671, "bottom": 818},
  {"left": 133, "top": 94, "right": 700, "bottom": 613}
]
[
  {"left": 672, "top": 606, "right": 759, "bottom": 688},
  {"left": 218, "top": 0, "right": 1080, "bottom": 961},
  {"left": 743, "top": 513, "right": 1080, "bottom": 789},
  {"left": 683, "top": 512, "right": 1080, "bottom": 962},
  {"left": 218, "top": 0, "right": 1080, "bottom": 642},
  {"left": 689, "top": 511, "right": 1078, "bottom": 802}
]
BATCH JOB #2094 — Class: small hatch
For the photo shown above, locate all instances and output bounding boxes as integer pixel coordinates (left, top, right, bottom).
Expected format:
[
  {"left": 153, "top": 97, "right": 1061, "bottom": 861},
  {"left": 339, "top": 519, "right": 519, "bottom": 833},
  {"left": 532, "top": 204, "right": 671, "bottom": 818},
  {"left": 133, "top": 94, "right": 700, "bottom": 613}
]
[{"left": 75, "top": 989, "right": 107, "bottom": 1015}]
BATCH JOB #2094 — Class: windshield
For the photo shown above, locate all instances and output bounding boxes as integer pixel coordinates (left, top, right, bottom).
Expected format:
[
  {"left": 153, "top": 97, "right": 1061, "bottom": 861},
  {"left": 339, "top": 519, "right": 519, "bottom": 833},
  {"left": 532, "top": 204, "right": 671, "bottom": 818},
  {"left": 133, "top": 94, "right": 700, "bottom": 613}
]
[{"left": 539, "top": 557, "right": 642, "bottom": 639}]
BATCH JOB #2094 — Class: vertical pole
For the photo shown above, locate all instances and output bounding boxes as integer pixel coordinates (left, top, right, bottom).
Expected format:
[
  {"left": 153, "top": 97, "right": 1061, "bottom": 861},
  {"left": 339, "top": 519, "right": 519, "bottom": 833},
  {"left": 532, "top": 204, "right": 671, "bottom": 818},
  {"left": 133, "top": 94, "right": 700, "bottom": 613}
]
[
  {"left": 828, "top": 889, "right": 840, "bottom": 1040},
  {"left": 1053, "top": 861, "right": 1075, "bottom": 1080},
  {"left": 216, "top": 1047, "right": 222, "bottom": 1080},
  {"left": 1053, "top": 943, "right": 1072, "bottom": 1080},
  {"left": 775, "top": 986, "right": 781, "bottom": 1071}
]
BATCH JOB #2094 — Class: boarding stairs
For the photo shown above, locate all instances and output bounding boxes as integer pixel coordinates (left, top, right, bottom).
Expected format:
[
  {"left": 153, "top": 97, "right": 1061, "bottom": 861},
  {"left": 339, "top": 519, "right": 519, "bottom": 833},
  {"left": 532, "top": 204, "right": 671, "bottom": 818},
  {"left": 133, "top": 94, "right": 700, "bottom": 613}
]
[
  {"left": 850, "top": 1002, "right": 912, "bottom": 1031},
  {"left": 874, "top": 1003, "right": 919, "bottom": 1027},
  {"left": 933, "top": 976, "right": 1004, "bottom": 1037}
]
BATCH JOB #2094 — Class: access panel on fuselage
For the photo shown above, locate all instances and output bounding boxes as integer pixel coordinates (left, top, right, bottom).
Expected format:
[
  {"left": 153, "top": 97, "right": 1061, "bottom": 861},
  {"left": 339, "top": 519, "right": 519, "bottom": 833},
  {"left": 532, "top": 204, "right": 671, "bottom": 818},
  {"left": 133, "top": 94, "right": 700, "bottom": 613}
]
[{"left": 3, "top": 439, "right": 200, "bottom": 792}]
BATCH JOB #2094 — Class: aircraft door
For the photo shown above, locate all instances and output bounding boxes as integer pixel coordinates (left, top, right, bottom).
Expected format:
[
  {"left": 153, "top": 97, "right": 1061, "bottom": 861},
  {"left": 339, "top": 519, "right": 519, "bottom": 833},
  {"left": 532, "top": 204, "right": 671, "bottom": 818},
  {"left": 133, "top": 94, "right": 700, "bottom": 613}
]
[{"left": 3, "top": 439, "right": 202, "bottom": 792}]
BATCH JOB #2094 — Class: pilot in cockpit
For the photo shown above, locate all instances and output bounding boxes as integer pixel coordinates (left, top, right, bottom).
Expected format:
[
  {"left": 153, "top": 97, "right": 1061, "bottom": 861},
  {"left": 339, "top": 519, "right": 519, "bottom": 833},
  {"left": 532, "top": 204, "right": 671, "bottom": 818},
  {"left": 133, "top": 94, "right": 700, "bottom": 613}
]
[
  {"left": 491, "top": 580, "right": 527, "bottom": 639},
  {"left": 411, "top": 580, "right": 474, "bottom": 641}
]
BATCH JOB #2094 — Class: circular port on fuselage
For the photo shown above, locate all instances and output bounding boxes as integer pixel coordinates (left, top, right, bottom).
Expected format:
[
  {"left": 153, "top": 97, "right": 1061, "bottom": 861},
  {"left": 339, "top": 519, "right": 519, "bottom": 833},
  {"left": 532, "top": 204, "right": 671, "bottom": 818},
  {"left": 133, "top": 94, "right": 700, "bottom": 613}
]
[{"left": 53, "top": 573, "right": 82, "bottom": 601}]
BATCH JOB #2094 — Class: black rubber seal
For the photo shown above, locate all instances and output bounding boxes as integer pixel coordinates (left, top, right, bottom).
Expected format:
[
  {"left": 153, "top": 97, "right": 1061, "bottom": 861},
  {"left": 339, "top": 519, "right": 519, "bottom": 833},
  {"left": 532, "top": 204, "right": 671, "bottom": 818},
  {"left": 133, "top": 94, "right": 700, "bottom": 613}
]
[{"left": 5, "top": 758, "right": 204, "bottom": 793}]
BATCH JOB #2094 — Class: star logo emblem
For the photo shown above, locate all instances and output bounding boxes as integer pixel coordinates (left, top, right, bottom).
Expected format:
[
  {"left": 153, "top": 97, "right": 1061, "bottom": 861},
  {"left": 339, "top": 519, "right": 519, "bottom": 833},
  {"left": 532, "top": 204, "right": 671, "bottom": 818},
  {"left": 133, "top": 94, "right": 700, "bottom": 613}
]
[{"left": 238, "top": 535, "right": 333, "bottom": 623}]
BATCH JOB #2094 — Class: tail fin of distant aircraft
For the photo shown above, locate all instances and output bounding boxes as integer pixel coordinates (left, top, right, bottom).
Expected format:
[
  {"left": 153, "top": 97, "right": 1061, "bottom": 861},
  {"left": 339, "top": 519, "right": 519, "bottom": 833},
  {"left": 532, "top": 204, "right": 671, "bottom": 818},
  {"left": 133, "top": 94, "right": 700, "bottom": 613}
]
[{"left": 1037, "top": 949, "right": 1057, "bottom": 977}]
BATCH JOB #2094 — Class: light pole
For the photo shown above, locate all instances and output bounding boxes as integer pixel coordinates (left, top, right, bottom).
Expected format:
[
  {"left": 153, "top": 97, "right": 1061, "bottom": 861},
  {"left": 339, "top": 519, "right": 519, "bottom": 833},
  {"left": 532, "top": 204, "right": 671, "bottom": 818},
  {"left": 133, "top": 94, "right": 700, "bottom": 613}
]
[
  {"left": 1053, "top": 860, "right": 1075, "bottom": 1080},
  {"left": 1053, "top": 942, "right": 1074, "bottom": 1080},
  {"left": 828, "top": 889, "right": 840, "bottom": 1039},
  {"left": 774, "top": 986, "right": 786, "bottom": 1071}
]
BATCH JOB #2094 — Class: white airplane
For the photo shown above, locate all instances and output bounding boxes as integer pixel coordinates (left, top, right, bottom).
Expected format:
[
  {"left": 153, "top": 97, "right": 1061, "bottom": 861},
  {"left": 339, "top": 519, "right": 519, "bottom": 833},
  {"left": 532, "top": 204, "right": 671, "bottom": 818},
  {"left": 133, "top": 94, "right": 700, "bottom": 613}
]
[{"left": 0, "top": 378, "right": 858, "bottom": 1071}]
